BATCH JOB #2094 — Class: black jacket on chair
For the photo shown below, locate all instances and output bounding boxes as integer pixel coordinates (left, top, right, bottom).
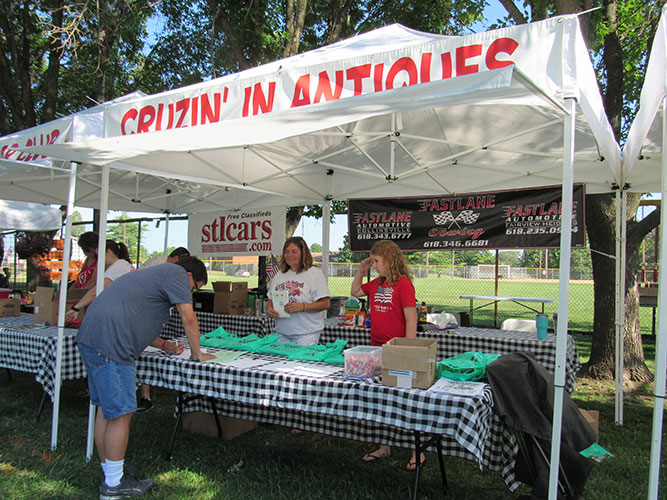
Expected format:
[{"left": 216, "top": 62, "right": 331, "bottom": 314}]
[{"left": 486, "top": 351, "right": 596, "bottom": 500}]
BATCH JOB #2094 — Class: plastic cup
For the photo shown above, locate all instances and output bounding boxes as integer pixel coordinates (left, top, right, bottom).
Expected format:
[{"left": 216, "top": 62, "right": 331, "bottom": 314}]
[{"left": 536, "top": 314, "right": 548, "bottom": 340}]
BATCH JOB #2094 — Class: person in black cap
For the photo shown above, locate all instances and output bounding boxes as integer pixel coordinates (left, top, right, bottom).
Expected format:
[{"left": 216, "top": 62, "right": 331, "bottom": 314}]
[
  {"left": 138, "top": 247, "right": 191, "bottom": 412},
  {"left": 75, "top": 256, "right": 213, "bottom": 499}
]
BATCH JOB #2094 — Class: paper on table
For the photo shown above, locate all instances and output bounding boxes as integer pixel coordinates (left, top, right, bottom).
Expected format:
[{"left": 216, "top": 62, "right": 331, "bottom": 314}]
[
  {"left": 142, "top": 345, "right": 192, "bottom": 359},
  {"left": 259, "top": 360, "right": 342, "bottom": 378},
  {"left": 203, "top": 349, "right": 246, "bottom": 363},
  {"left": 220, "top": 356, "right": 275, "bottom": 370},
  {"left": 427, "top": 377, "right": 486, "bottom": 397},
  {"left": 273, "top": 290, "right": 291, "bottom": 318},
  {"left": 173, "top": 348, "right": 192, "bottom": 359}
]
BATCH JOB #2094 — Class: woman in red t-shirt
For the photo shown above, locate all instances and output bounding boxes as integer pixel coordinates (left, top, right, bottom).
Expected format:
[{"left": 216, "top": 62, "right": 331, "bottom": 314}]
[
  {"left": 351, "top": 239, "right": 422, "bottom": 470},
  {"left": 73, "top": 232, "right": 98, "bottom": 289}
]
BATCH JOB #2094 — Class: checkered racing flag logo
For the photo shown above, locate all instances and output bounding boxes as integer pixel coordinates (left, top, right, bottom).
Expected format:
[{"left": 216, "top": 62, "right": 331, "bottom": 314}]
[
  {"left": 433, "top": 210, "right": 479, "bottom": 227},
  {"left": 432, "top": 212, "right": 455, "bottom": 225},
  {"left": 457, "top": 210, "right": 479, "bottom": 224}
]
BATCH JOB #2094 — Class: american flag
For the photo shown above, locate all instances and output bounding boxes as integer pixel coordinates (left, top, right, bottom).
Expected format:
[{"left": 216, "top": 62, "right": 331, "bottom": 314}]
[{"left": 266, "top": 255, "right": 279, "bottom": 281}]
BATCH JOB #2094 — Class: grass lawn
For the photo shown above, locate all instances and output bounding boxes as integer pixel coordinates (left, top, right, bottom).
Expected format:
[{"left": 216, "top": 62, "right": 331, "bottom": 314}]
[{"left": 1, "top": 334, "right": 666, "bottom": 499}]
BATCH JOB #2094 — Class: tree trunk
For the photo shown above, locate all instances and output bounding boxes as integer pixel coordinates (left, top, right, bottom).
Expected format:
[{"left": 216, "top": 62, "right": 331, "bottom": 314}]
[
  {"left": 582, "top": 193, "right": 653, "bottom": 382},
  {"left": 327, "top": 0, "right": 355, "bottom": 43},
  {"left": 26, "top": 258, "right": 51, "bottom": 291},
  {"left": 43, "top": 0, "right": 64, "bottom": 122},
  {"left": 283, "top": 0, "right": 308, "bottom": 58},
  {"left": 285, "top": 206, "right": 305, "bottom": 239}
]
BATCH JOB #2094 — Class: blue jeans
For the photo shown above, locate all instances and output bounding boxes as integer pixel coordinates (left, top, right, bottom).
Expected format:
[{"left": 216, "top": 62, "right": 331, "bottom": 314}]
[{"left": 77, "top": 343, "right": 137, "bottom": 420}]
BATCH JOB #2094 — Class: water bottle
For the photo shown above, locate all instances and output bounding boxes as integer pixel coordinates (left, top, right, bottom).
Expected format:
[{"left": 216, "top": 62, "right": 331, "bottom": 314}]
[
  {"left": 536, "top": 313, "right": 548, "bottom": 340},
  {"left": 337, "top": 302, "right": 346, "bottom": 326},
  {"left": 418, "top": 301, "right": 428, "bottom": 323}
]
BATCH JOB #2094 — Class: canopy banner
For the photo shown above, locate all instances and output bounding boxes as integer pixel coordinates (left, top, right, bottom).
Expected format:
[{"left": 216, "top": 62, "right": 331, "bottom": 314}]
[
  {"left": 188, "top": 206, "right": 286, "bottom": 258},
  {"left": 103, "top": 17, "right": 577, "bottom": 137},
  {"left": 348, "top": 185, "right": 585, "bottom": 252},
  {"left": 0, "top": 117, "right": 72, "bottom": 168}
]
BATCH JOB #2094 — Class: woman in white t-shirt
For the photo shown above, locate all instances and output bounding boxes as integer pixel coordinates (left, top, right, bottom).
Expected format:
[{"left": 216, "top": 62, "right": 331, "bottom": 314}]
[
  {"left": 64, "top": 240, "right": 135, "bottom": 322},
  {"left": 266, "top": 236, "right": 330, "bottom": 345}
]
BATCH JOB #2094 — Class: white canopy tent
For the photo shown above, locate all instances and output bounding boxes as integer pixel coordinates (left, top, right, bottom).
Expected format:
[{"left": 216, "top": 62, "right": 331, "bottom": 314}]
[
  {"left": 622, "top": 5, "right": 667, "bottom": 499},
  {"left": 34, "top": 21, "right": 621, "bottom": 198},
  {"left": 0, "top": 92, "right": 209, "bottom": 451},
  {"left": 25, "top": 15, "right": 623, "bottom": 499},
  {"left": 0, "top": 92, "right": 297, "bottom": 452}
]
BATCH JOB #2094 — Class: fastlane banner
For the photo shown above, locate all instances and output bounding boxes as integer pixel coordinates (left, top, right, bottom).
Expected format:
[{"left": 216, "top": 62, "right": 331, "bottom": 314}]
[
  {"left": 188, "top": 206, "right": 286, "bottom": 257},
  {"left": 348, "top": 185, "right": 585, "bottom": 251}
]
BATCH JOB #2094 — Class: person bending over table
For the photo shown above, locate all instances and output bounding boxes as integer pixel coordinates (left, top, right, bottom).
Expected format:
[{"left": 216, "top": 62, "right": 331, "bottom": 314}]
[
  {"left": 351, "top": 239, "right": 422, "bottom": 471},
  {"left": 137, "top": 246, "right": 191, "bottom": 412},
  {"left": 75, "top": 256, "right": 214, "bottom": 499},
  {"left": 266, "top": 236, "right": 331, "bottom": 345},
  {"left": 64, "top": 240, "right": 134, "bottom": 323}
]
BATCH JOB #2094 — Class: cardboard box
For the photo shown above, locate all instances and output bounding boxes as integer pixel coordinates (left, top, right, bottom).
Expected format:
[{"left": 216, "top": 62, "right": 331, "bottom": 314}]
[
  {"left": 34, "top": 286, "right": 88, "bottom": 325},
  {"left": 182, "top": 411, "right": 257, "bottom": 440},
  {"left": 0, "top": 298, "right": 20, "bottom": 317},
  {"left": 579, "top": 408, "right": 599, "bottom": 440},
  {"left": 382, "top": 337, "right": 437, "bottom": 389},
  {"left": 212, "top": 281, "right": 248, "bottom": 315}
]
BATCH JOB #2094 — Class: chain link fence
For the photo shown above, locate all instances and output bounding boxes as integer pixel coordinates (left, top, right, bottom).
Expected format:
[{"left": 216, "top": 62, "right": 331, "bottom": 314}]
[{"left": 2, "top": 210, "right": 656, "bottom": 336}]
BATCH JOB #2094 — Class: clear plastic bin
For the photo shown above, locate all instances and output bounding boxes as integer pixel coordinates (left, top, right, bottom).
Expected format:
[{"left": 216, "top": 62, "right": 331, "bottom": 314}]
[{"left": 344, "top": 345, "right": 382, "bottom": 380}]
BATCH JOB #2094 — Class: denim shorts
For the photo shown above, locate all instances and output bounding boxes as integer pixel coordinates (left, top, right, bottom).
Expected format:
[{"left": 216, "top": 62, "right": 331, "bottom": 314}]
[
  {"left": 77, "top": 343, "right": 137, "bottom": 420},
  {"left": 276, "top": 330, "right": 322, "bottom": 346}
]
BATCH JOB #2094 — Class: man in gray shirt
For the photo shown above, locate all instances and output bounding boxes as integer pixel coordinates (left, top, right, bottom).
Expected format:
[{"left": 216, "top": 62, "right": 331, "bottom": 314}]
[{"left": 76, "top": 256, "right": 213, "bottom": 499}]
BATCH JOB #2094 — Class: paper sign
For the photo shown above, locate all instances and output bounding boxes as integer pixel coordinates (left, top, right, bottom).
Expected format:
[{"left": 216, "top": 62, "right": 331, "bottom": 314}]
[
  {"left": 273, "top": 291, "right": 291, "bottom": 318},
  {"left": 188, "top": 207, "right": 286, "bottom": 258},
  {"left": 390, "top": 369, "right": 415, "bottom": 388}
]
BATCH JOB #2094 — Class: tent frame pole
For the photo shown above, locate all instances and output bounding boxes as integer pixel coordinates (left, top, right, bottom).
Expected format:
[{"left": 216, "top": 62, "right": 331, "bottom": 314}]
[
  {"left": 614, "top": 190, "right": 626, "bottom": 424},
  {"left": 163, "top": 212, "right": 171, "bottom": 255},
  {"left": 86, "top": 165, "right": 110, "bottom": 461},
  {"left": 647, "top": 97, "right": 667, "bottom": 500},
  {"left": 547, "top": 97, "right": 575, "bottom": 500},
  {"left": 50, "top": 162, "right": 78, "bottom": 449},
  {"left": 322, "top": 201, "right": 330, "bottom": 277}
]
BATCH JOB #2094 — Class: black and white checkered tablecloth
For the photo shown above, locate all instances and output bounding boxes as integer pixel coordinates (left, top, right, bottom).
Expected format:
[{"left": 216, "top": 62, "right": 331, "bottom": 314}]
[
  {"left": 162, "top": 311, "right": 580, "bottom": 393},
  {"left": 321, "top": 324, "right": 581, "bottom": 393},
  {"left": 160, "top": 310, "right": 275, "bottom": 339},
  {"left": 136, "top": 346, "right": 520, "bottom": 490},
  {"left": 0, "top": 314, "right": 86, "bottom": 399}
]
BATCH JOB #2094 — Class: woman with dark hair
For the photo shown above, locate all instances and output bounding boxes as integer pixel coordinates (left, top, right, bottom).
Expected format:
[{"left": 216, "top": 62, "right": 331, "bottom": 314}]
[
  {"left": 266, "top": 236, "right": 330, "bottom": 345},
  {"left": 73, "top": 232, "right": 99, "bottom": 289},
  {"left": 65, "top": 240, "right": 135, "bottom": 322}
]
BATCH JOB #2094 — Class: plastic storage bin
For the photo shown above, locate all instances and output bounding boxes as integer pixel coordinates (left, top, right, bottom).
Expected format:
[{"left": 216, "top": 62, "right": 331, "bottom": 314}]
[{"left": 344, "top": 346, "right": 382, "bottom": 380}]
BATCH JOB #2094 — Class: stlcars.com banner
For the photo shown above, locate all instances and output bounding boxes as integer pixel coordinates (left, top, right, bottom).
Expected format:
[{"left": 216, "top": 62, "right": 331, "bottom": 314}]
[
  {"left": 188, "top": 207, "right": 286, "bottom": 258},
  {"left": 348, "top": 185, "right": 585, "bottom": 251}
]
